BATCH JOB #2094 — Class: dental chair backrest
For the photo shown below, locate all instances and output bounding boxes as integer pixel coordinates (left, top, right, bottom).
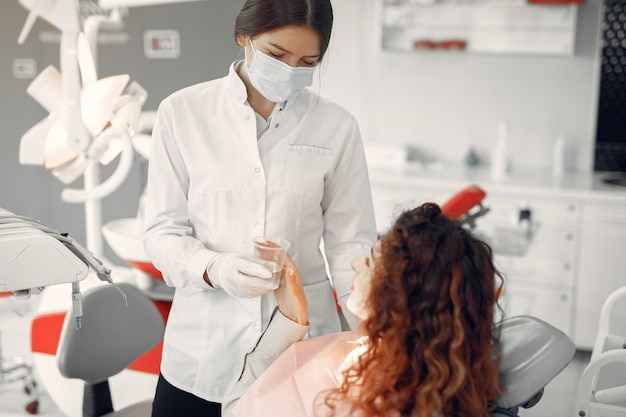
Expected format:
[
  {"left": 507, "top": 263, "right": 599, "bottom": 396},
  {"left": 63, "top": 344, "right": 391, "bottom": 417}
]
[
  {"left": 493, "top": 315, "right": 576, "bottom": 416},
  {"left": 56, "top": 282, "right": 165, "bottom": 417},
  {"left": 441, "top": 184, "right": 489, "bottom": 228}
]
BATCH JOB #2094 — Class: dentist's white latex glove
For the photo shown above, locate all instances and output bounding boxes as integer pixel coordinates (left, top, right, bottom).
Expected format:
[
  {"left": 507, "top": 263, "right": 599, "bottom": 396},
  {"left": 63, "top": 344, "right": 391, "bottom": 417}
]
[{"left": 206, "top": 253, "right": 276, "bottom": 298}]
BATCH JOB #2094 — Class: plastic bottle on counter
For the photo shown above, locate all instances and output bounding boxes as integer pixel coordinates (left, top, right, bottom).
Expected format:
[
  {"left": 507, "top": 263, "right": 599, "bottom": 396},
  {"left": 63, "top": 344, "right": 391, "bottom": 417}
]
[
  {"left": 490, "top": 120, "right": 511, "bottom": 180},
  {"left": 465, "top": 146, "right": 480, "bottom": 168},
  {"left": 552, "top": 134, "right": 565, "bottom": 176}
]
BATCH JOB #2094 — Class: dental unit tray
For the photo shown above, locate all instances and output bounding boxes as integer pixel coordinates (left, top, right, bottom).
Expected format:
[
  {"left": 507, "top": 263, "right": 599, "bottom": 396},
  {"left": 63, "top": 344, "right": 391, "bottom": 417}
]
[{"left": 0, "top": 207, "right": 124, "bottom": 328}]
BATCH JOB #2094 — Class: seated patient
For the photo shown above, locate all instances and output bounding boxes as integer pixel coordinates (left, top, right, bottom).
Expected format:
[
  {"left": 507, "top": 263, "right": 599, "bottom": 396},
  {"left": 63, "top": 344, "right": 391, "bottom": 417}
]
[{"left": 222, "top": 203, "right": 503, "bottom": 417}]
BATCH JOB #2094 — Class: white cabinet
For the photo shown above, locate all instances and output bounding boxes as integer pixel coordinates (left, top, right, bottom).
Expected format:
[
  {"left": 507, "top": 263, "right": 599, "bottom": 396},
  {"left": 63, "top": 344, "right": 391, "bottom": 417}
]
[
  {"left": 368, "top": 167, "right": 626, "bottom": 349},
  {"left": 575, "top": 202, "right": 626, "bottom": 349},
  {"left": 502, "top": 282, "right": 573, "bottom": 336},
  {"left": 463, "top": 194, "right": 580, "bottom": 338},
  {"left": 369, "top": 174, "right": 580, "bottom": 337}
]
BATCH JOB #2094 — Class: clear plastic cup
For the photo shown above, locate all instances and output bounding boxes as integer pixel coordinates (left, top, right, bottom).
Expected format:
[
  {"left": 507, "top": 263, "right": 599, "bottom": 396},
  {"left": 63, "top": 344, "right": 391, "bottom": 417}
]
[{"left": 252, "top": 236, "right": 290, "bottom": 287}]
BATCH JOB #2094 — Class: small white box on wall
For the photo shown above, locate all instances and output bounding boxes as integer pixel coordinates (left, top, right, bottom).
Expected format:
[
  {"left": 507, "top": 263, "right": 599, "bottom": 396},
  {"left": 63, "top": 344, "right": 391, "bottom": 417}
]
[{"left": 144, "top": 30, "right": 180, "bottom": 59}]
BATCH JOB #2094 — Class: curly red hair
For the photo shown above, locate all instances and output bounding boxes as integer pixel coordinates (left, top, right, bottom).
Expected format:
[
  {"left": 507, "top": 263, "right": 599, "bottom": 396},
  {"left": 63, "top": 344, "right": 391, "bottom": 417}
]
[{"left": 323, "top": 203, "right": 503, "bottom": 417}]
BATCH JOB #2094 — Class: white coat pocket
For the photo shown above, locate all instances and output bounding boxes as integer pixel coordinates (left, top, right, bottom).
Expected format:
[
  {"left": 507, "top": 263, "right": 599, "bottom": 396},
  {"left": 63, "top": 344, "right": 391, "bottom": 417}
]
[{"left": 275, "top": 144, "right": 334, "bottom": 202}]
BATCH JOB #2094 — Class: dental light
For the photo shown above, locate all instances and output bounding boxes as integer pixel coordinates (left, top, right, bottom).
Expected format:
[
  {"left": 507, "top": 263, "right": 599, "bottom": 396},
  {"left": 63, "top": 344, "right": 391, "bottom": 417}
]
[
  {"left": 17, "top": 0, "right": 147, "bottom": 258},
  {"left": 18, "top": 2, "right": 146, "bottom": 189},
  {"left": 4, "top": 0, "right": 146, "bottom": 325}
]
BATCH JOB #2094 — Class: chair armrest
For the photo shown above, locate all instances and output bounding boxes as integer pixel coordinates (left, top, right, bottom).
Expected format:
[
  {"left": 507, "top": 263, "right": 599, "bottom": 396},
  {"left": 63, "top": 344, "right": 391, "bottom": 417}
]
[
  {"left": 576, "top": 349, "right": 626, "bottom": 415},
  {"left": 595, "top": 385, "right": 626, "bottom": 404},
  {"left": 592, "top": 286, "right": 626, "bottom": 361}
]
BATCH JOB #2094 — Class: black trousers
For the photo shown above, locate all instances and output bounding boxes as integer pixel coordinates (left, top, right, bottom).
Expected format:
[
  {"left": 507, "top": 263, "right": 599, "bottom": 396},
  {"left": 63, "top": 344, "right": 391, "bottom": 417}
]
[{"left": 151, "top": 373, "right": 221, "bottom": 417}]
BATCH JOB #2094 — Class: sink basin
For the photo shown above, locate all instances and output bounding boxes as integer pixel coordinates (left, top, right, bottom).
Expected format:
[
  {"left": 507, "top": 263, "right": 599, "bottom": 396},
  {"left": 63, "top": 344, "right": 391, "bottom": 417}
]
[{"left": 102, "top": 218, "right": 163, "bottom": 280}]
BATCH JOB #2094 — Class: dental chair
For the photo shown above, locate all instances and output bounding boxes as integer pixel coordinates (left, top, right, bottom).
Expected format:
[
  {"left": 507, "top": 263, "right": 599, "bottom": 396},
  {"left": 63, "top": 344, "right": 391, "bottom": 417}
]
[
  {"left": 441, "top": 184, "right": 489, "bottom": 228},
  {"left": 439, "top": 187, "right": 573, "bottom": 415},
  {"left": 56, "top": 282, "right": 164, "bottom": 417},
  {"left": 492, "top": 315, "right": 575, "bottom": 416},
  {"left": 576, "top": 286, "right": 626, "bottom": 417}
]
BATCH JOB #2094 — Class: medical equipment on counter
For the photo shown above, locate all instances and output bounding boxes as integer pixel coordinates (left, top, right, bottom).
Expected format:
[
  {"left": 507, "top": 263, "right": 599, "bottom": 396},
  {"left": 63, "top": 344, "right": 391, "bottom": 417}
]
[
  {"left": 576, "top": 285, "right": 626, "bottom": 416},
  {"left": 0, "top": 207, "right": 125, "bottom": 329}
]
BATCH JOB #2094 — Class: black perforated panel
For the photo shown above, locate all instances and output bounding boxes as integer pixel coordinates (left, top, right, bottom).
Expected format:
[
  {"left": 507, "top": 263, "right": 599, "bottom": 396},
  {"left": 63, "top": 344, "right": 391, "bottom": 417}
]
[{"left": 595, "top": 0, "right": 626, "bottom": 172}]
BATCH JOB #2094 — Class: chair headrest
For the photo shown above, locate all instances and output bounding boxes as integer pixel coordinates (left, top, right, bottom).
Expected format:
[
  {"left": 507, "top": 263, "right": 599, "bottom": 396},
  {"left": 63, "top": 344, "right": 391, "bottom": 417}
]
[
  {"left": 56, "top": 282, "right": 165, "bottom": 385},
  {"left": 496, "top": 315, "right": 575, "bottom": 409}
]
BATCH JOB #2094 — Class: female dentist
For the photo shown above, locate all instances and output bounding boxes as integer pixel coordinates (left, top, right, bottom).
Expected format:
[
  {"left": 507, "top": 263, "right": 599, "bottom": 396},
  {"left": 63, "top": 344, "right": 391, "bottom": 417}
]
[{"left": 142, "top": 0, "right": 377, "bottom": 415}]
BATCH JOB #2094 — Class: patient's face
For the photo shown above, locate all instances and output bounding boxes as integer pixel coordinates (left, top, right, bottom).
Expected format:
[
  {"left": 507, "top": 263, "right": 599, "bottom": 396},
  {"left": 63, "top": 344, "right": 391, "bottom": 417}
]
[{"left": 346, "top": 241, "right": 381, "bottom": 320}]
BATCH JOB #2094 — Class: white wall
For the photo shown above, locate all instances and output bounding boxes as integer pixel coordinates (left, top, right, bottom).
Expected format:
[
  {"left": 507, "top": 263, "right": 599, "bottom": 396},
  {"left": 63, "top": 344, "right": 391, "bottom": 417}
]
[{"left": 315, "top": 0, "right": 603, "bottom": 173}]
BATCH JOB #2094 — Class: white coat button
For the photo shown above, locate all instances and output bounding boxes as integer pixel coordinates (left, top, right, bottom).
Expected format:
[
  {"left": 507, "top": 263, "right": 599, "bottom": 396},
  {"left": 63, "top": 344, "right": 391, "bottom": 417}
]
[
  {"left": 251, "top": 322, "right": 257, "bottom": 328},
  {"left": 255, "top": 167, "right": 260, "bottom": 173},
  {"left": 245, "top": 115, "right": 250, "bottom": 120},
  {"left": 253, "top": 219, "right": 259, "bottom": 225}
]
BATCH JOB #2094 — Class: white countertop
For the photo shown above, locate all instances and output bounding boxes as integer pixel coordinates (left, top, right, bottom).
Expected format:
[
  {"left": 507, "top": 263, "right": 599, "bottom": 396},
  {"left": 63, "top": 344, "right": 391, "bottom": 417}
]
[{"left": 368, "top": 163, "right": 626, "bottom": 204}]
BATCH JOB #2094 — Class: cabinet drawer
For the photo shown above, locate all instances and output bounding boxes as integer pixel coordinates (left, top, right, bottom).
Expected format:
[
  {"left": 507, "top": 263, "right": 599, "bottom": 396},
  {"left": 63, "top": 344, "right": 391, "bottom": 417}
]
[
  {"left": 501, "top": 282, "right": 573, "bottom": 337},
  {"left": 479, "top": 222, "right": 577, "bottom": 258},
  {"left": 495, "top": 254, "right": 575, "bottom": 287},
  {"left": 574, "top": 202, "right": 626, "bottom": 349},
  {"left": 523, "top": 226, "right": 577, "bottom": 258},
  {"left": 483, "top": 196, "right": 580, "bottom": 227}
]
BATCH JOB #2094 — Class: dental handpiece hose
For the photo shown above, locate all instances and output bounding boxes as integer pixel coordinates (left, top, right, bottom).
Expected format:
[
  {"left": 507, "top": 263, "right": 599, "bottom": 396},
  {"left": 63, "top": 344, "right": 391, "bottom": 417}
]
[{"left": 71, "top": 281, "right": 83, "bottom": 329}]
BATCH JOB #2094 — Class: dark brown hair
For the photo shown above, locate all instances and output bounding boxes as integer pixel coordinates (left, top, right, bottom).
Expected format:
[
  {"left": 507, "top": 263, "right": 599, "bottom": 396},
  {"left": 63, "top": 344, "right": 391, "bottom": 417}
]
[
  {"left": 324, "top": 203, "right": 503, "bottom": 417},
  {"left": 234, "top": 0, "right": 333, "bottom": 60}
]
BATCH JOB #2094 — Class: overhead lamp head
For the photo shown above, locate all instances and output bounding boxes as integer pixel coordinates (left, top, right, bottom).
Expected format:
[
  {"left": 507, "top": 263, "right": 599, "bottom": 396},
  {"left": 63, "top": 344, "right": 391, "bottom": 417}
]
[
  {"left": 18, "top": 0, "right": 80, "bottom": 44},
  {"left": 19, "top": 117, "right": 53, "bottom": 166},
  {"left": 77, "top": 33, "right": 98, "bottom": 86},
  {"left": 18, "top": 0, "right": 148, "bottom": 189},
  {"left": 43, "top": 119, "right": 79, "bottom": 170},
  {"left": 26, "top": 65, "right": 64, "bottom": 116},
  {"left": 81, "top": 74, "right": 131, "bottom": 137}
]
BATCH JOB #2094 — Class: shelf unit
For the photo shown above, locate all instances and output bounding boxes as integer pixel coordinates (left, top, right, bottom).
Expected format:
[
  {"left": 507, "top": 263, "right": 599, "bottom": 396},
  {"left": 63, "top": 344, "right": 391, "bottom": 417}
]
[{"left": 381, "top": 0, "right": 580, "bottom": 55}]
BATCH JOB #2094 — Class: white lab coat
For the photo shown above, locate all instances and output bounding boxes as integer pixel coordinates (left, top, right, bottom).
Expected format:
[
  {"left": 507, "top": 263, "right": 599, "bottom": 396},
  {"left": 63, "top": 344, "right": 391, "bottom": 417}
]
[{"left": 142, "top": 61, "right": 377, "bottom": 402}]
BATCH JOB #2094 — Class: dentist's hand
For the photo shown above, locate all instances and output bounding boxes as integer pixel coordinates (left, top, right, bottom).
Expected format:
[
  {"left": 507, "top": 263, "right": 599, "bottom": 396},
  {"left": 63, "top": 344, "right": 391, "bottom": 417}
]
[
  {"left": 205, "top": 253, "right": 276, "bottom": 298},
  {"left": 274, "top": 255, "right": 308, "bottom": 325}
]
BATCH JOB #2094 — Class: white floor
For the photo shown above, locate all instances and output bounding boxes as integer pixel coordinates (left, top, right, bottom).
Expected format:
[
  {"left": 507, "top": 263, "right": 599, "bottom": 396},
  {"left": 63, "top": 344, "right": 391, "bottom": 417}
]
[
  {"left": 1, "top": 296, "right": 65, "bottom": 417},
  {"left": 1, "top": 294, "right": 591, "bottom": 417}
]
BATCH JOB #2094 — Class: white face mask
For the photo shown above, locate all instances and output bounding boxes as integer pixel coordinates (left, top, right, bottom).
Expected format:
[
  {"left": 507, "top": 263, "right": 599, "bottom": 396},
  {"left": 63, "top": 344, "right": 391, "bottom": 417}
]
[{"left": 246, "top": 38, "right": 316, "bottom": 103}]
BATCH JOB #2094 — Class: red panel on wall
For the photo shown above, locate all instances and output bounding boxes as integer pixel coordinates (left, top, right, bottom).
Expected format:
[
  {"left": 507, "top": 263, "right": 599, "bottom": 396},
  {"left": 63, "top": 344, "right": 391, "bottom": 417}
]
[{"left": 31, "top": 300, "right": 172, "bottom": 375}]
